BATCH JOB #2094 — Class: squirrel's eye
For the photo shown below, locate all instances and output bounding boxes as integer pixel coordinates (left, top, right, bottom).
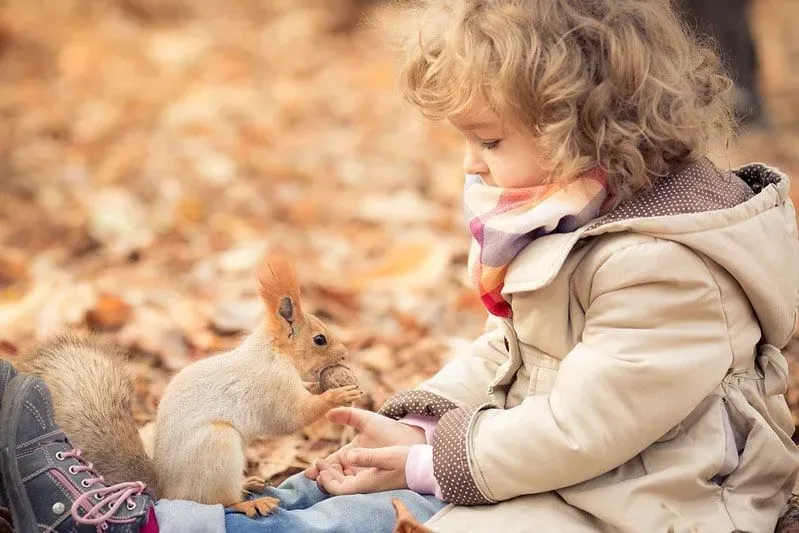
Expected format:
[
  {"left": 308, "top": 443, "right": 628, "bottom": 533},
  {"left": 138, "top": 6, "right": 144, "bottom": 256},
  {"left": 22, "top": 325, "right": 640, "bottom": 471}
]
[{"left": 313, "top": 334, "right": 327, "bottom": 346}]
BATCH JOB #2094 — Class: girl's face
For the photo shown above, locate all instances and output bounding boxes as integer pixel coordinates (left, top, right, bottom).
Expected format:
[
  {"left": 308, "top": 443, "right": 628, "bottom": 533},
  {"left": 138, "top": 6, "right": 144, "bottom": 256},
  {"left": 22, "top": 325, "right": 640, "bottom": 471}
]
[{"left": 449, "top": 107, "right": 550, "bottom": 188}]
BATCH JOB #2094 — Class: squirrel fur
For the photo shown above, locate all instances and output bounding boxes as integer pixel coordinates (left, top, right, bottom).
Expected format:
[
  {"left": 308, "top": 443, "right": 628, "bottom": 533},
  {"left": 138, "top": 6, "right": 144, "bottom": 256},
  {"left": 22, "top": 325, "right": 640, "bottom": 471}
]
[
  {"left": 11, "top": 335, "right": 161, "bottom": 495},
  {"left": 9, "top": 253, "right": 361, "bottom": 516}
]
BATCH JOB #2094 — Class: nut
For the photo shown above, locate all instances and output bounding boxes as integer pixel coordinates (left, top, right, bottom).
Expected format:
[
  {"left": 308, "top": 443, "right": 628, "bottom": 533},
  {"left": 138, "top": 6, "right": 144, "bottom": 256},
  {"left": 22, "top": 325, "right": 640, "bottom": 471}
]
[{"left": 319, "top": 364, "right": 358, "bottom": 392}]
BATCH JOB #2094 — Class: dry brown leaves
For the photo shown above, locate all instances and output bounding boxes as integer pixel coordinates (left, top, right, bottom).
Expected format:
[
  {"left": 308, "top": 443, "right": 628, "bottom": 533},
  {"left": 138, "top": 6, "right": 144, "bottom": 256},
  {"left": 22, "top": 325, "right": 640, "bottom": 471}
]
[
  {"left": 392, "top": 499, "right": 434, "bottom": 533},
  {"left": 0, "top": 0, "right": 485, "bottom": 485},
  {"left": 1, "top": 0, "right": 799, "bottom": 491}
]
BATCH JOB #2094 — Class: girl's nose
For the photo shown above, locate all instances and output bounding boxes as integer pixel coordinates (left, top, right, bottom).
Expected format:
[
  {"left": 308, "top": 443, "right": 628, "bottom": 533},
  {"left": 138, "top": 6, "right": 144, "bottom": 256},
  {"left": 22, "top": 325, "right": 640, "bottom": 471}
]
[{"left": 463, "top": 144, "right": 489, "bottom": 176}]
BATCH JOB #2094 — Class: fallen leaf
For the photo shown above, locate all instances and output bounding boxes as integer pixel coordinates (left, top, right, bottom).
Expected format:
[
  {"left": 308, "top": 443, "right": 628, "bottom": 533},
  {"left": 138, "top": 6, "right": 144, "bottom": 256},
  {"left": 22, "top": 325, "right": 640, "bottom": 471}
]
[
  {"left": 86, "top": 188, "right": 154, "bottom": 259},
  {"left": 0, "top": 249, "right": 28, "bottom": 288},
  {"left": 36, "top": 282, "right": 97, "bottom": 339},
  {"left": 0, "top": 340, "right": 18, "bottom": 357},
  {"left": 211, "top": 298, "right": 262, "bottom": 333},
  {"left": 119, "top": 307, "right": 192, "bottom": 371},
  {"left": 351, "top": 240, "right": 452, "bottom": 291},
  {"left": 86, "top": 294, "right": 132, "bottom": 330},
  {"left": 392, "top": 499, "right": 434, "bottom": 533},
  {"left": 248, "top": 437, "right": 302, "bottom": 482},
  {"left": 358, "top": 344, "right": 395, "bottom": 373},
  {"left": 216, "top": 242, "right": 269, "bottom": 274}
]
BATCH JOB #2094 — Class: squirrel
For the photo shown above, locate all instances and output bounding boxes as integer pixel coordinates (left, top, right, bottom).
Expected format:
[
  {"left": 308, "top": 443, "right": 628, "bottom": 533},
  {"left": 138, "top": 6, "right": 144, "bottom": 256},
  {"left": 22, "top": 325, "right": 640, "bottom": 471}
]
[{"left": 10, "top": 253, "right": 362, "bottom": 518}]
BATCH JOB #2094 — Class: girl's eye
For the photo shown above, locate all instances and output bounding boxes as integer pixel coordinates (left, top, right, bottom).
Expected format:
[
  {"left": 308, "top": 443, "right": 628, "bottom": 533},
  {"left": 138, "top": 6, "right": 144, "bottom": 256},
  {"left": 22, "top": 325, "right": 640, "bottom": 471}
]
[
  {"left": 480, "top": 139, "right": 500, "bottom": 150},
  {"left": 313, "top": 334, "right": 327, "bottom": 346}
]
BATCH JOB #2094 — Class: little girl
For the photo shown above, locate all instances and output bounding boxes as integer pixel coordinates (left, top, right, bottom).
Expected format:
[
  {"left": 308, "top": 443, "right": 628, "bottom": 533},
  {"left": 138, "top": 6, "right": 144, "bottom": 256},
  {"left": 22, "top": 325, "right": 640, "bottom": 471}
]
[
  {"left": 306, "top": 0, "right": 799, "bottom": 531},
  {"left": 2, "top": 0, "right": 798, "bottom": 532}
]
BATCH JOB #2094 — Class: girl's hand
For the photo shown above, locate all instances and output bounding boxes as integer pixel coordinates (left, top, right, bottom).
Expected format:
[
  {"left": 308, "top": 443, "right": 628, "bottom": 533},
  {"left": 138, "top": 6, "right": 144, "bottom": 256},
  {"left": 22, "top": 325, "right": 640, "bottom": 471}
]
[
  {"left": 304, "top": 408, "right": 425, "bottom": 480},
  {"left": 317, "top": 446, "right": 410, "bottom": 495}
]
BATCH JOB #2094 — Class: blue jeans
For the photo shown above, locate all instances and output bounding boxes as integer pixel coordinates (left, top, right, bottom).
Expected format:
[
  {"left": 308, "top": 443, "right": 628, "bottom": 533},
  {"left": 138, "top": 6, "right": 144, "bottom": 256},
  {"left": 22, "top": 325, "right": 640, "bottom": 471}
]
[{"left": 223, "top": 473, "right": 447, "bottom": 533}]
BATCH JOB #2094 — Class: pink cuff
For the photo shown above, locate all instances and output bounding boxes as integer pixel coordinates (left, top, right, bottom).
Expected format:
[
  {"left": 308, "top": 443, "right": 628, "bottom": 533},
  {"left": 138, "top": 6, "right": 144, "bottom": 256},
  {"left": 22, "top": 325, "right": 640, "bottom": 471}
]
[
  {"left": 399, "top": 414, "right": 437, "bottom": 444},
  {"left": 405, "top": 444, "right": 443, "bottom": 499}
]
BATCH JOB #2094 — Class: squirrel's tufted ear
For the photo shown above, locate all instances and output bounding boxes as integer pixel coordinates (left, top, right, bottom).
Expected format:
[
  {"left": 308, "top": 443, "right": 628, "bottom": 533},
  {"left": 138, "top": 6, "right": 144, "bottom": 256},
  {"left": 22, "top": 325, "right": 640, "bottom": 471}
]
[{"left": 258, "top": 252, "right": 301, "bottom": 336}]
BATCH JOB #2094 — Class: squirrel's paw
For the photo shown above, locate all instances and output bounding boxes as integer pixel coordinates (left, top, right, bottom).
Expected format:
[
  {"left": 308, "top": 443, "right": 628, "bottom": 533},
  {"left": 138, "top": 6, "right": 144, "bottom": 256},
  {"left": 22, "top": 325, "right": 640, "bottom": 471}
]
[
  {"left": 242, "top": 476, "right": 267, "bottom": 495},
  {"left": 325, "top": 384, "right": 362, "bottom": 406},
  {"left": 229, "top": 496, "right": 280, "bottom": 518}
]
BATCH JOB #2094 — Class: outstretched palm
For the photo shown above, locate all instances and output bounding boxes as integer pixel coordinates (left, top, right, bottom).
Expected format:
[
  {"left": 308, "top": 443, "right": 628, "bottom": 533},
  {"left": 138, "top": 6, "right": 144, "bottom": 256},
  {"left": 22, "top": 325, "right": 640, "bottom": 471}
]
[{"left": 304, "top": 407, "right": 425, "bottom": 480}]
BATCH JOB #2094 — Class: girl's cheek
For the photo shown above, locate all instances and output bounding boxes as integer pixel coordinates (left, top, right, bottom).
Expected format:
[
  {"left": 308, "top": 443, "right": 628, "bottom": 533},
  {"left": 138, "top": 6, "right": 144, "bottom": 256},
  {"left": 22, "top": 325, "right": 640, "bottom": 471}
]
[
  {"left": 497, "top": 168, "right": 532, "bottom": 188},
  {"left": 504, "top": 174, "right": 546, "bottom": 188},
  {"left": 514, "top": 164, "right": 550, "bottom": 188}
]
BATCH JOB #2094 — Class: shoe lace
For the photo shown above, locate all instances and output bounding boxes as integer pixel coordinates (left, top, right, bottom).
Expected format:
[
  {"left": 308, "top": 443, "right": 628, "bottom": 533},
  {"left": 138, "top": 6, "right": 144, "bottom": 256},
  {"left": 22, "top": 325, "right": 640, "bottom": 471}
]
[{"left": 61, "top": 449, "right": 147, "bottom": 527}]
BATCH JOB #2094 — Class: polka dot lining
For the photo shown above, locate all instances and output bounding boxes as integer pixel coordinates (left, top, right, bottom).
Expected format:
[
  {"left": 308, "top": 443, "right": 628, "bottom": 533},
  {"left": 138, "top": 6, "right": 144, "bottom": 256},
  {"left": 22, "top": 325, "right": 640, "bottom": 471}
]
[
  {"left": 585, "top": 158, "right": 768, "bottom": 231},
  {"left": 735, "top": 162, "right": 781, "bottom": 194},
  {"left": 433, "top": 406, "right": 492, "bottom": 505},
  {"left": 378, "top": 390, "right": 458, "bottom": 420}
]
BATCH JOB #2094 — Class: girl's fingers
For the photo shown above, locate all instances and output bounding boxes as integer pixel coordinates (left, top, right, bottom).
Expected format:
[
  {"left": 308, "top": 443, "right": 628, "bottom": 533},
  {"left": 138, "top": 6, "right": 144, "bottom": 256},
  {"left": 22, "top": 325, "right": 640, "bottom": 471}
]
[
  {"left": 327, "top": 407, "right": 378, "bottom": 432},
  {"left": 305, "top": 463, "right": 320, "bottom": 479},
  {"left": 318, "top": 468, "right": 363, "bottom": 496},
  {"left": 344, "top": 447, "right": 406, "bottom": 470},
  {"left": 305, "top": 459, "right": 324, "bottom": 479},
  {"left": 317, "top": 470, "right": 337, "bottom": 494},
  {"left": 316, "top": 475, "right": 329, "bottom": 495},
  {"left": 327, "top": 408, "right": 406, "bottom": 442},
  {"left": 311, "top": 459, "right": 327, "bottom": 477},
  {"left": 318, "top": 468, "right": 345, "bottom": 495},
  {"left": 306, "top": 441, "right": 355, "bottom": 478},
  {"left": 328, "top": 466, "right": 346, "bottom": 482},
  {"left": 316, "top": 462, "right": 348, "bottom": 495},
  {"left": 310, "top": 457, "right": 333, "bottom": 479}
]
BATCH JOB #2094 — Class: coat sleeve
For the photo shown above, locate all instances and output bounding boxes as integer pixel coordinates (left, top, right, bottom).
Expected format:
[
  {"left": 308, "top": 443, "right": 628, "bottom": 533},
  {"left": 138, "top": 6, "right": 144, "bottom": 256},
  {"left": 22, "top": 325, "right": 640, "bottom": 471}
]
[
  {"left": 379, "top": 317, "right": 507, "bottom": 420},
  {"left": 431, "top": 240, "right": 734, "bottom": 505}
]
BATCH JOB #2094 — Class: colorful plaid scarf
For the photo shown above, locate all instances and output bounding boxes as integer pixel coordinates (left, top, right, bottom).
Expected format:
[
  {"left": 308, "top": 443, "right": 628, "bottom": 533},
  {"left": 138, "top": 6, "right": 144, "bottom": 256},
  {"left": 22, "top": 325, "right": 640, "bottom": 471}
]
[{"left": 464, "top": 170, "right": 612, "bottom": 318}]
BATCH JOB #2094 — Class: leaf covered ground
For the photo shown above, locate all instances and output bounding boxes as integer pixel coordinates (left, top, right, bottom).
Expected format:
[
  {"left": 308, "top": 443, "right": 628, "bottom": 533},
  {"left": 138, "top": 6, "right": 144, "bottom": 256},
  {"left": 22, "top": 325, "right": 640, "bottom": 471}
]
[{"left": 1, "top": 0, "right": 798, "bottom": 486}]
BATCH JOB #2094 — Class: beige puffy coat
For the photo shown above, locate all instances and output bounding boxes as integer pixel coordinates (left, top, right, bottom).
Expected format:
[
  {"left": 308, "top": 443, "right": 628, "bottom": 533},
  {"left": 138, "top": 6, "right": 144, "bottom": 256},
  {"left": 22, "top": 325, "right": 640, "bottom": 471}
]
[{"left": 380, "top": 159, "right": 799, "bottom": 532}]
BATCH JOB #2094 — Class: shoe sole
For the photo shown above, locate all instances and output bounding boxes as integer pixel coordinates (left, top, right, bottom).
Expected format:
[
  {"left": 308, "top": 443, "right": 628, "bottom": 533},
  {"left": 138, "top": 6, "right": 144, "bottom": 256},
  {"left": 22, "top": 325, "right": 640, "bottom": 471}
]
[{"left": 0, "top": 375, "right": 40, "bottom": 533}]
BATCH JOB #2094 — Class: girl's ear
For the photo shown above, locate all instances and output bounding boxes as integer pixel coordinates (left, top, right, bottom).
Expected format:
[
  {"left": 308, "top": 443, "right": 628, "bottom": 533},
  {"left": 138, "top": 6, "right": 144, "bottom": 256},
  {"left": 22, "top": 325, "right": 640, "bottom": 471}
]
[{"left": 258, "top": 252, "right": 302, "bottom": 337}]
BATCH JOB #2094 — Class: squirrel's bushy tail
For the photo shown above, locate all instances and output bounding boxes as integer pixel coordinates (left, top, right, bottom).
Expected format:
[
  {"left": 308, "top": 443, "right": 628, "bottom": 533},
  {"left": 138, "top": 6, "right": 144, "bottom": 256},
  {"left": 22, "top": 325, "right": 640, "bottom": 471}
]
[{"left": 12, "top": 334, "right": 160, "bottom": 497}]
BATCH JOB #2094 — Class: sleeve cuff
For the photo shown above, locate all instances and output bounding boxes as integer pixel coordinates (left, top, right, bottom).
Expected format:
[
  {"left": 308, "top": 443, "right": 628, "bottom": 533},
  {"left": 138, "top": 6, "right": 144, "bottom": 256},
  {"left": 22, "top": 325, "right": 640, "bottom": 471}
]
[
  {"left": 432, "top": 405, "right": 494, "bottom": 505},
  {"left": 378, "top": 390, "right": 458, "bottom": 421},
  {"left": 405, "top": 444, "right": 443, "bottom": 499},
  {"left": 399, "top": 414, "right": 437, "bottom": 444}
]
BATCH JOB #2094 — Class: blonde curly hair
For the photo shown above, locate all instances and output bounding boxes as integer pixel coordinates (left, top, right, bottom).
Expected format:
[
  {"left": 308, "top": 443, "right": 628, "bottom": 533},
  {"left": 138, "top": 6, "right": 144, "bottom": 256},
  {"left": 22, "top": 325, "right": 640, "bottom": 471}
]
[{"left": 396, "top": 0, "right": 735, "bottom": 197}]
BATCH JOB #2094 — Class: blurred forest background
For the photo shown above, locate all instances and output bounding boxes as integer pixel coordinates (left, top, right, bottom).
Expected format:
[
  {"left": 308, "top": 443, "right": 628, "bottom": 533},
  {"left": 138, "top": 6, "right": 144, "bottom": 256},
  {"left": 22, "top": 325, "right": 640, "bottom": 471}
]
[{"left": 0, "top": 0, "right": 798, "bottom": 485}]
